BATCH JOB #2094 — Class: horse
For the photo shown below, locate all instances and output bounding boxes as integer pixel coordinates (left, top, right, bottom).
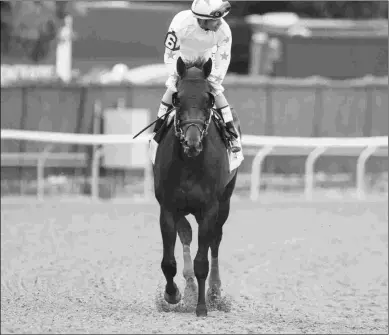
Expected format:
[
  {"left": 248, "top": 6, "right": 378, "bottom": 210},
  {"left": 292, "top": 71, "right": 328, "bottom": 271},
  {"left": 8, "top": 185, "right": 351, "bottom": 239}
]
[{"left": 153, "top": 56, "right": 241, "bottom": 317}]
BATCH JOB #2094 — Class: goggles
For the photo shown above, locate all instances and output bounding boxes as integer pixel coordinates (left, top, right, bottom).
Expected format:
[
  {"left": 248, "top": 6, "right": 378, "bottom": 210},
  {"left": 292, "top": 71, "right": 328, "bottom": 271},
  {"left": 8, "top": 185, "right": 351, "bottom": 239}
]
[{"left": 192, "top": 1, "right": 231, "bottom": 19}]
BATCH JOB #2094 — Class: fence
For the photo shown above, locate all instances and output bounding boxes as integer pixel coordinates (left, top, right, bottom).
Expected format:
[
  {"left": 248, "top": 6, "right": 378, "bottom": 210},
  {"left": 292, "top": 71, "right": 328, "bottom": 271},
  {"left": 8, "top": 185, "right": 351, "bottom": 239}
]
[
  {"left": 1, "top": 129, "right": 387, "bottom": 201},
  {"left": 2, "top": 77, "right": 387, "bottom": 179},
  {"left": 1, "top": 77, "right": 388, "bottom": 146}
]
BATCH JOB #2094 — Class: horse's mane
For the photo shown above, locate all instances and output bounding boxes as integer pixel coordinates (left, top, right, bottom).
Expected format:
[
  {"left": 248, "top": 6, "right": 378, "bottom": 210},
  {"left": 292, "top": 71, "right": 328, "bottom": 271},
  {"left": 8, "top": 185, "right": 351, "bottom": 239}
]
[
  {"left": 178, "top": 57, "right": 209, "bottom": 85},
  {"left": 183, "top": 57, "right": 207, "bottom": 70},
  {"left": 177, "top": 57, "right": 211, "bottom": 94}
]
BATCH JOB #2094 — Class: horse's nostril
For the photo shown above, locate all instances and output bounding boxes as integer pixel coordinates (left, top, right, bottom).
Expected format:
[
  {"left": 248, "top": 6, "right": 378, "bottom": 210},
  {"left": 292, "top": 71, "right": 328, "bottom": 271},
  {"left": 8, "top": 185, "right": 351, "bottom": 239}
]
[{"left": 187, "top": 137, "right": 200, "bottom": 146}]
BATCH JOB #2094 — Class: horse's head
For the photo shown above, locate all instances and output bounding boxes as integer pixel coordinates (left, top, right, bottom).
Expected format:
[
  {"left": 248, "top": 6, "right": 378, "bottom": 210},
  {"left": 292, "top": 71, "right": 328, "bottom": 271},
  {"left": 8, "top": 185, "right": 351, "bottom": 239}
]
[{"left": 173, "top": 56, "right": 215, "bottom": 158}]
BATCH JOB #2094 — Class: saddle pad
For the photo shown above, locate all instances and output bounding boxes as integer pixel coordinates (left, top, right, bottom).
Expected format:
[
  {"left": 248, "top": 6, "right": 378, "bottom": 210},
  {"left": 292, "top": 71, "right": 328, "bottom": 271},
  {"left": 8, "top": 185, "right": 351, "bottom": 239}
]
[
  {"left": 228, "top": 150, "right": 244, "bottom": 173},
  {"left": 167, "top": 110, "right": 176, "bottom": 126}
]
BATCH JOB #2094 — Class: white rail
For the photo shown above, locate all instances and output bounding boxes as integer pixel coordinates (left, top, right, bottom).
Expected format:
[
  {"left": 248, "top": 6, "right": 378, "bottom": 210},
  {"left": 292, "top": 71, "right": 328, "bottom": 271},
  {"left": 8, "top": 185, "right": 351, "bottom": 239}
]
[{"left": 1, "top": 129, "right": 388, "bottom": 201}]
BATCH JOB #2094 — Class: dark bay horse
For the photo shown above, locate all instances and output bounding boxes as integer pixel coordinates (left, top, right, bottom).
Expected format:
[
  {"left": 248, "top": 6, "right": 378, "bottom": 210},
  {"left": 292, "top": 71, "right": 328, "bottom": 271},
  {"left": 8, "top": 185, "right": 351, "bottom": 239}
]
[{"left": 153, "top": 56, "right": 241, "bottom": 317}]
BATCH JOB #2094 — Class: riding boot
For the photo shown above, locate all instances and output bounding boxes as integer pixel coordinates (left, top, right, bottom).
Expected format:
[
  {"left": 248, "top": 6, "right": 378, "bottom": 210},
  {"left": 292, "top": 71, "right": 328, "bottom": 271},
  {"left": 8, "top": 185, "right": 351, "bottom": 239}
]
[
  {"left": 152, "top": 117, "right": 166, "bottom": 135},
  {"left": 225, "top": 121, "right": 242, "bottom": 153},
  {"left": 153, "top": 102, "right": 172, "bottom": 135}
]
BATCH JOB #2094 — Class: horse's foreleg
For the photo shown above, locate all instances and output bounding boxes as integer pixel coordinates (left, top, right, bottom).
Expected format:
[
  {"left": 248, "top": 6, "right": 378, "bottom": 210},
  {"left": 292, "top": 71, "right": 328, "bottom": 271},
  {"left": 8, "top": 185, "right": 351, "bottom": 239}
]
[
  {"left": 208, "top": 199, "right": 231, "bottom": 301},
  {"left": 194, "top": 204, "right": 219, "bottom": 317},
  {"left": 208, "top": 226, "right": 222, "bottom": 300},
  {"left": 177, "top": 216, "right": 197, "bottom": 305},
  {"left": 177, "top": 216, "right": 195, "bottom": 282},
  {"left": 160, "top": 207, "right": 181, "bottom": 305}
]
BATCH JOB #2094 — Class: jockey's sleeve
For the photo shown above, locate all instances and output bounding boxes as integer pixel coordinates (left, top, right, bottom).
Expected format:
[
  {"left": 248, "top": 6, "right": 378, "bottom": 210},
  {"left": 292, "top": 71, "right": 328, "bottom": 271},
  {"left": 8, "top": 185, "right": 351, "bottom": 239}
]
[
  {"left": 163, "top": 13, "right": 182, "bottom": 73},
  {"left": 209, "top": 22, "right": 232, "bottom": 83}
]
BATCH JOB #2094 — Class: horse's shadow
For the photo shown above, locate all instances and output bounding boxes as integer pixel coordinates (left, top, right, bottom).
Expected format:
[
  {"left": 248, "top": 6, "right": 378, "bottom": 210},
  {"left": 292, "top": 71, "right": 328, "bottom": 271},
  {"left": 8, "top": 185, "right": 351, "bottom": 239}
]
[{"left": 154, "top": 278, "right": 233, "bottom": 314}]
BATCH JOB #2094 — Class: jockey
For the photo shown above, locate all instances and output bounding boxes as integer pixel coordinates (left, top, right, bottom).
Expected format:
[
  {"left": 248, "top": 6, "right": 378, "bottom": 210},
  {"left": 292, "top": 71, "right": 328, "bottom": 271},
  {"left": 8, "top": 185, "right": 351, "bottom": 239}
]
[{"left": 153, "top": 0, "right": 242, "bottom": 153}]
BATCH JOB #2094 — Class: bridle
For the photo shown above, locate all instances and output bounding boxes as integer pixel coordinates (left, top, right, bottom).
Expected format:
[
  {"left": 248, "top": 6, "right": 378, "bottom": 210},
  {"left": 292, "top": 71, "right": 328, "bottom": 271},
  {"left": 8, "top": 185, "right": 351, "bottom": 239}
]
[
  {"left": 173, "top": 72, "right": 214, "bottom": 151},
  {"left": 174, "top": 108, "right": 213, "bottom": 147}
]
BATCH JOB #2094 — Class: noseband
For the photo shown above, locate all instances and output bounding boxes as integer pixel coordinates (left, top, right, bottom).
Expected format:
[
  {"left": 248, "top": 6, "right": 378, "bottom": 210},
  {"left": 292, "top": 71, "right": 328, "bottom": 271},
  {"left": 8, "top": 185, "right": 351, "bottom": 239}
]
[{"left": 174, "top": 109, "right": 213, "bottom": 146}]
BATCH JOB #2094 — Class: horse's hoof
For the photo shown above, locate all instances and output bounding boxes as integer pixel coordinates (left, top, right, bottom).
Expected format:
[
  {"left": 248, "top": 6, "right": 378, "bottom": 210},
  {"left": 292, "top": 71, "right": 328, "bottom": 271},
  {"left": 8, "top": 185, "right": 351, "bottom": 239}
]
[
  {"left": 196, "top": 304, "right": 207, "bottom": 317},
  {"left": 185, "top": 276, "right": 195, "bottom": 284},
  {"left": 207, "top": 286, "right": 221, "bottom": 302},
  {"left": 185, "top": 277, "right": 197, "bottom": 288},
  {"left": 164, "top": 289, "right": 182, "bottom": 305}
]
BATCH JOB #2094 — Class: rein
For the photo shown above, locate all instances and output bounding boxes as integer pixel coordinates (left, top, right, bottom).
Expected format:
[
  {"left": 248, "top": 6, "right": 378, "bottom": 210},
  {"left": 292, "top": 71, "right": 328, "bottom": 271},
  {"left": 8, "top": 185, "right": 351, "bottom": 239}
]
[{"left": 132, "top": 107, "right": 177, "bottom": 139}]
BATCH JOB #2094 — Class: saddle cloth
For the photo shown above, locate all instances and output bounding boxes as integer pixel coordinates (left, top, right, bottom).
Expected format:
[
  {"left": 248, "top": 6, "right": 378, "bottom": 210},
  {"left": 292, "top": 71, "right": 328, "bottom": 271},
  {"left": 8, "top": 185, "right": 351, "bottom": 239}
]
[{"left": 148, "top": 111, "right": 244, "bottom": 173}]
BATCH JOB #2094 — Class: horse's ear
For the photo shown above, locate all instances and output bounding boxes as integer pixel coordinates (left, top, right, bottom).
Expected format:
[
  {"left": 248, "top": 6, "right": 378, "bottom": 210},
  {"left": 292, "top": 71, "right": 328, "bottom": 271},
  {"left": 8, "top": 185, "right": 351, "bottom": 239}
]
[
  {"left": 203, "top": 58, "right": 212, "bottom": 79},
  {"left": 176, "top": 57, "right": 186, "bottom": 77}
]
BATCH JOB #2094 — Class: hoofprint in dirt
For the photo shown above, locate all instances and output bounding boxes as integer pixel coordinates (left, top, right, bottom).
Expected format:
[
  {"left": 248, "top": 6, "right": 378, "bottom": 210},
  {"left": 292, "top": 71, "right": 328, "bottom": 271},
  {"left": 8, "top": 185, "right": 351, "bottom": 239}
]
[{"left": 1, "top": 200, "right": 387, "bottom": 334}]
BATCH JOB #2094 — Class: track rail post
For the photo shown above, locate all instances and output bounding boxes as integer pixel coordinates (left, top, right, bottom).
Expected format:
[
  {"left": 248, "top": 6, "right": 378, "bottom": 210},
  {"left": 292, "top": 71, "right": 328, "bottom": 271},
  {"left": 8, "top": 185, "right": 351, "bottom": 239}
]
[
  {"left": 305, "top": 146, "right": 327, "bottom": 200},
  {"left": 250, "top": 145, "right": 274, "bottom": 201},
  {"left": 356, "top": 146, "right": 378, "bottom": 199},
  {"left": 37, "top": 144, "right": 56, "bottom": 201},
  {"left": 91, "top": 147, "right": 103, "bottom": 201}
]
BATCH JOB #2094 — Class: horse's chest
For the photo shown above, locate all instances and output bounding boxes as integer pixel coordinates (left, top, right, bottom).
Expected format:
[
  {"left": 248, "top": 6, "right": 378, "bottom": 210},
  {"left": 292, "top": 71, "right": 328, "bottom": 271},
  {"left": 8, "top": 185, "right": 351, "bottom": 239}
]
[
  {"left": 170, "top": 170, "right": 213, "bottom": 206},
  {"left": 176, "top": 180, "right": 206, "bottom": 200}
]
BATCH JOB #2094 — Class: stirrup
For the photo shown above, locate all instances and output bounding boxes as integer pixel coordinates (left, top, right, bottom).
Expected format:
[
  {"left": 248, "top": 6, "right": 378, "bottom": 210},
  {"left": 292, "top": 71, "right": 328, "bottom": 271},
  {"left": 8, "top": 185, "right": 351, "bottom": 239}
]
[{"left": 229, "top": 138, "right": 241, "bottom": 153}]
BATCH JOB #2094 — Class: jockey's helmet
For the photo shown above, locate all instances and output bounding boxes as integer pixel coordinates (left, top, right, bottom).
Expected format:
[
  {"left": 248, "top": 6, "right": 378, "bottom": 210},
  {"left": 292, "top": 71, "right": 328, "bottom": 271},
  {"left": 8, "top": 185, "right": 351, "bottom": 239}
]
[{"left": 191, "top": 0, "right": 231, "bottom": 20}]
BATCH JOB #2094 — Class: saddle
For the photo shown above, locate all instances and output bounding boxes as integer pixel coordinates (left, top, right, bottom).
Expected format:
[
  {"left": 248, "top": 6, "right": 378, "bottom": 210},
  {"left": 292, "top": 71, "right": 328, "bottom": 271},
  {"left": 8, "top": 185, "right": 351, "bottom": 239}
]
[{"left": 153, "top": 108, "right": 233, "bottom": 150}]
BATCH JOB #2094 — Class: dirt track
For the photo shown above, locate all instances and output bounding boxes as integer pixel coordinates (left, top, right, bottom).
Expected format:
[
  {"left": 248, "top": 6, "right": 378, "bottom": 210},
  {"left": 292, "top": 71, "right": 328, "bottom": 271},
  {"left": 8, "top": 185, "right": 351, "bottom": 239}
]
[{"left": 1, "top": 199, "right": 388, "bottom": 334}]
